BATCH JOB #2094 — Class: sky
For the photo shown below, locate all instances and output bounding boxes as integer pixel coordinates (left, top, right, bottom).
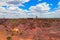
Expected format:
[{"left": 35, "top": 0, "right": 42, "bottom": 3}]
[{"left": 0, "top": 0, "right": 60, "bottom": 18}]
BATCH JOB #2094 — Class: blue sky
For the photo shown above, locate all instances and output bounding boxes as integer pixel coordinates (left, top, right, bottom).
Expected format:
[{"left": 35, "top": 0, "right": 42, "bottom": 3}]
[
  {"left": 20, "top": 0, "right": 59, "bottom": 10},
  {"left": 0, "top": 0, "right": 60, "bottom": 18}
]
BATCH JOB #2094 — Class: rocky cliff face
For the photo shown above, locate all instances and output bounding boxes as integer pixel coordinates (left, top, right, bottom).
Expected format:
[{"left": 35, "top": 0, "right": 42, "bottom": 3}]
[{"left": 0, "top": 19, "right": 60, "bottom": 40}]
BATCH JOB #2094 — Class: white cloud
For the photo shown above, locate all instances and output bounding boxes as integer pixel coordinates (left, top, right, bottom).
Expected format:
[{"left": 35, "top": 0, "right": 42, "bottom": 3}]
[
  {"left": 54, "top": 9, "right": 60, "bottom": 14},
  {"left": 0, "top": 2, "right": 60, "bottom": 18},
  {"left": 30, "top": 2, "right": 50, "bottom": 11},
  {"left": 0, "top": 6, "right": 35, "bottom": 18},
  {"left": 0, "top": 6, "right": 25, "bottom": 13},
  {"left": 7, "top": 6, "right": 18, "bottom": 11},
  {"left": 0, "top": 0, "right": 30, "bottom": 6},
  {"left": 58, "top": 2, "right": 60, "bottom": 8},
  {"left": 58, "top": 2, "right": 60, "bottom": 5},
  {"left": 29, "top": 2, "right": 50, "bottom": 16},
  {"left": 29, "top": 2, "right": 60, "bottom": 18},
  {"left": 0, "top": 2, "right": 8, "bottom": 6}
]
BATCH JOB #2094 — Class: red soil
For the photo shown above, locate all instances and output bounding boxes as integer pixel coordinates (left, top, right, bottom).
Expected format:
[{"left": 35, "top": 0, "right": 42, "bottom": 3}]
[{"left": 0, "top": 19, "right": 60, "bottom": 40}]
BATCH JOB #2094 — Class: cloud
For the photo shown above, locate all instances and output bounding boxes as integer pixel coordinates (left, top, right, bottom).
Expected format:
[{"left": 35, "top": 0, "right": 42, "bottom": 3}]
[
  {"left": 58, "top": 2, "right": 60, "bottom": 5},
  {"left": 30, "top": 2, "right": 50, "bottom": 11},
  {"left": 7, "top": 6, "right": 18, "bottom": 11},
  {"left": 29, "top": 2, "right": 60, "bottom": 18},
  {"left": 0, "top": 2, "right": 8, "bottom": 6},
  {"left": 0, "top": 6, "right": 35, "bottom": 18},
  {"left": 0, "top": 6, "right": 26, "bottom": 13},
  {"left": 58, "top": 2, "right": 60, "bottom": 8},
  {"left": 0, "top": 2, "right": 60, "bottom": 18},
  {"left": 29, "top": 2, "right": 50, "bottom": 16},
  {"left": 0, "top": 0, "right": 30, "bottom": 6}
]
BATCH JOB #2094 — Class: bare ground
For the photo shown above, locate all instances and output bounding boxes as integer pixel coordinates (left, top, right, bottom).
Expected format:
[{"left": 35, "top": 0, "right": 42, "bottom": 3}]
[{"left": 0, "top": 19, "right": 60, "bottom": 40}]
